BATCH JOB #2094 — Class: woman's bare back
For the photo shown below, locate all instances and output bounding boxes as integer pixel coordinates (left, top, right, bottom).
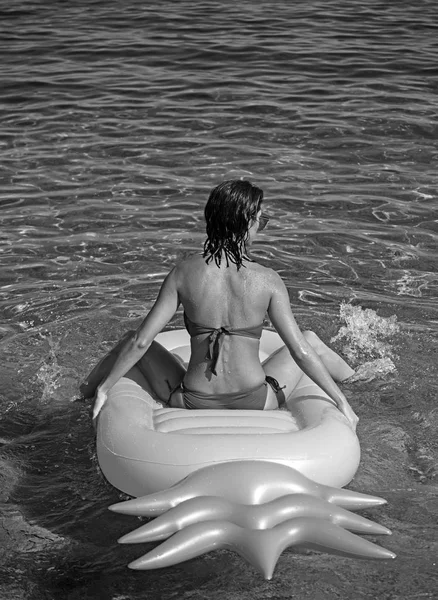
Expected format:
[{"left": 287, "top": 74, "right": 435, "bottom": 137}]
[{"left": 176, "top": 255, "right": 275, "bottom": 394}]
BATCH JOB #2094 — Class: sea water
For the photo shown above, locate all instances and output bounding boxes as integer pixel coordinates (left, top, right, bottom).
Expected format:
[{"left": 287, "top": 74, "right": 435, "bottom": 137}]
[{"left": 0, "top": 1, "right": 437, "bottom": 598}]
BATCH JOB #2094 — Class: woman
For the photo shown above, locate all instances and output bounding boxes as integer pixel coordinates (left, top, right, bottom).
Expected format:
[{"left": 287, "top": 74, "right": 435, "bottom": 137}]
[{"left": 85, "top": 180, "right": 358, "bottom": 429}]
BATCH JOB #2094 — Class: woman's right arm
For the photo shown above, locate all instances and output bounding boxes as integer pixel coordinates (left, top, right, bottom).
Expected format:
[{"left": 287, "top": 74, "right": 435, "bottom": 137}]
[
  {"left": 267, "top": 271, "right": 358, "bottom": 429},
  {"left": 92, "top": 267, "right": 180, "bottom": 420}
]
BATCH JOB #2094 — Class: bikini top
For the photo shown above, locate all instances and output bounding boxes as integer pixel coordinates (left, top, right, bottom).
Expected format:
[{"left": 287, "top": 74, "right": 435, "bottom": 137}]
[{"left": 184, "top": 313, "right": 264, "bottom": 376}]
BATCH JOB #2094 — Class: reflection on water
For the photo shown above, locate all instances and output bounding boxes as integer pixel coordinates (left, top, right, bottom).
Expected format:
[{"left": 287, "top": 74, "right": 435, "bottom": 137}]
[{"left": 0, "top": 0, "right": 437, "bottom": 598}]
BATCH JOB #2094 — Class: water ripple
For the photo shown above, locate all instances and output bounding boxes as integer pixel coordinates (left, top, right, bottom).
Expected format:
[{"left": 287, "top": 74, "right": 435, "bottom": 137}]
[
  {"left": 0, "top": 0, "right": 437, "bottom": 332},
  {"left": 1, "top": 3, "right": 438, "bottom": 599}
]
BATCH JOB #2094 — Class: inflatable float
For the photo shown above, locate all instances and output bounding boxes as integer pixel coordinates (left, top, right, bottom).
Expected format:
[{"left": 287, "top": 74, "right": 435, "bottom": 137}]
[{"left": 96, "top": 329, "right": 395, "bottom": 578}]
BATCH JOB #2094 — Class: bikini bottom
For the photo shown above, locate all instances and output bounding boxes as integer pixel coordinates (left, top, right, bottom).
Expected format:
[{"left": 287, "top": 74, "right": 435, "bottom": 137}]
[{"left": 170, "top": 376, "right": 283, "bottom": 410}]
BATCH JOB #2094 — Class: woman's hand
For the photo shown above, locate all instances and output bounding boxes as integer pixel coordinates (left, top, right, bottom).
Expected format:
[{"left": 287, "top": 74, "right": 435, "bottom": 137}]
[{"left": 92, "top": 387, "right": 108, "bottom": 424}]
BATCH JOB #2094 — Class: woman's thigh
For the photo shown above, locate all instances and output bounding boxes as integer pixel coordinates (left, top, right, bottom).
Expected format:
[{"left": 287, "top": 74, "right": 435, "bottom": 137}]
[
  {"left": 263, "top": 384, "right": 281, "bottom": 410},
  {"left": 262, "top": 345, "right": 304, "bottom": 406},
  {"left": 80, "top": 331, "right": 136, "bottom": 398},
  {"left": 261, "top": 329, "right": 354, "bottom": 405},
  {"left": 137, "top": 340, "right": 186, "bottom": 402},
  {"left": 80, "top": 332, "right": 186, "bottom": 402}
]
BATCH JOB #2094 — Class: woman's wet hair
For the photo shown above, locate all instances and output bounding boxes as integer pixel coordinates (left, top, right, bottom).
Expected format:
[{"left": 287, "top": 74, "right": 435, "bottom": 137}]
[{"left": 203, "top": 179, "right": 264, "bottom": 269}]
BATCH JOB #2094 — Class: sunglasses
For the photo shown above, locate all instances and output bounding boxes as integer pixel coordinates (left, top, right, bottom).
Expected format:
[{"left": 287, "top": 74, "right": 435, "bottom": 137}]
[{"left": 258, "top": 214, "right": 270, "bottom": 231}]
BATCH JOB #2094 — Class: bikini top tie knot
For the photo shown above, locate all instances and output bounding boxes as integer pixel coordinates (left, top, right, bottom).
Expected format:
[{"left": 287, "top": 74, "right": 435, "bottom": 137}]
[
  {"left": 184, "top": 313, "right": 264, "bottom": 376},
  {"left": 206, "top": 327, "right": 230, "bottom": 375}
]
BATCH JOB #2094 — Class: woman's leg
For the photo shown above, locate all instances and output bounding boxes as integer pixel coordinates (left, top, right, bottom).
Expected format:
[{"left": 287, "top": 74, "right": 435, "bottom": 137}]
[
  {"left": 80, "top": 332, "right": 186, "bottom": 402},
  {"left": 262, "top": 346, "right": 303, "bottom": 407},
  {"left": 136, "top": 341, "right": 186, "bottom": 402},
  {"left": 168, "top": 386, "right": 187, "bottom": 408},
  {"left": 262, "top": 330, "right": 354, "bottom": 406},
  {"left": 263, "top": 385, "right": 281, "bottom": 410},
  {"left": 302, "top": 330, "right": 355, "bottom": 381},
  {"left": 80, "top": 331, "right": 135, "bottom": 398}
]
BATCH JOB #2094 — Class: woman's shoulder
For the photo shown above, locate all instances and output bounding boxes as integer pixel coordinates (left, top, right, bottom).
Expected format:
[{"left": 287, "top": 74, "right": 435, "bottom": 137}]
[
  {"left": 247, "top": 260, "right": 282, "bottom": 282},
  {"left": 173, "top": 255, "right": 283, "bottom": 289},
  {"left": 171, "top": 254, "right": 205, "bottom": 282},
  {"left": 175, "top": 253, "right": 205, "bottom": 272}
]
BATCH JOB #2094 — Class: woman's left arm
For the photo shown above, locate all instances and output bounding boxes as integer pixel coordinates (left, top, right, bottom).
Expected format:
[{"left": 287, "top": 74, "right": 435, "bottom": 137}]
[{"left": 92, "top": 267, "right": 180, "bottom": 419}]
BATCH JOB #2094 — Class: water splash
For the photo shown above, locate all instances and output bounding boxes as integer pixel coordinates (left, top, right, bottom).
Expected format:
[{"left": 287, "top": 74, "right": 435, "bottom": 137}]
[
  {"left": 35, "top": 332, "right": 76, "bottom": 403},
  {"left": 344, "top": 358, "right": 397, "bottom": 383},
  {"left": 331, "top": 303, "right": 400, "bottom": 380}
]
